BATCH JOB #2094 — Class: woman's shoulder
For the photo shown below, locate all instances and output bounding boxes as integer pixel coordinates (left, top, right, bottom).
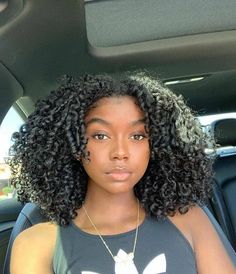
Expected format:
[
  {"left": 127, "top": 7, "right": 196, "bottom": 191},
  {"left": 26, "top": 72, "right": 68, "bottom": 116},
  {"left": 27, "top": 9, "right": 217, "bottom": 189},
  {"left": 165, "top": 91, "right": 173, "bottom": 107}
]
[
  {"left": 15, "top": 221, "right": 57, "bottom": 246},
  {"left": 169, "top": 206, "right": 236, "bottom": 273},
  {"left": 169, "top": 205, "right": 208, "bottom": 229},
  {"left": 169, "top": 206, "right": 216, "bottom": 244},
  {"left": 168, "top": 206, "right": 203, "bottom": 249},
  {"left": 10, "top": 222, "right": 57, "bottom": 274}
]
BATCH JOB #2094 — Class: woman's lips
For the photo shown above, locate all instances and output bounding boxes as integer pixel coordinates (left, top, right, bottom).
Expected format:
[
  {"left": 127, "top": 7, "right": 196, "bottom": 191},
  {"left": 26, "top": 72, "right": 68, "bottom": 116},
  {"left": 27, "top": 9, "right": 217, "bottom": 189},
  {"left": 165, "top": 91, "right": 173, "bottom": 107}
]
[{"left": 106, "top": 171, "right": 131, "bottom": 181}]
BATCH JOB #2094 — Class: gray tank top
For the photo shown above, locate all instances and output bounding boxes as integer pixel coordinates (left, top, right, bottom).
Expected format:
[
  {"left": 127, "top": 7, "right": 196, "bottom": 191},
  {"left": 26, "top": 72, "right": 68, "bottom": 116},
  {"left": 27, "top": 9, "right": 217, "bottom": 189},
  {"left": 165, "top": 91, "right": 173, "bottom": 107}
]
[{"left": 53, "top": 216, "right": 197, "bottom": 274}]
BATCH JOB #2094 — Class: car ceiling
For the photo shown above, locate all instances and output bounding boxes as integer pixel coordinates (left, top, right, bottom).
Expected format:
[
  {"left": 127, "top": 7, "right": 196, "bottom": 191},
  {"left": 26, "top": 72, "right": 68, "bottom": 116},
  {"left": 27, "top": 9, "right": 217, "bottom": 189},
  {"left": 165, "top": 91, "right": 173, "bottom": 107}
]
[{"left": 0, "top": 0, "right": 236, "bottom": 123}]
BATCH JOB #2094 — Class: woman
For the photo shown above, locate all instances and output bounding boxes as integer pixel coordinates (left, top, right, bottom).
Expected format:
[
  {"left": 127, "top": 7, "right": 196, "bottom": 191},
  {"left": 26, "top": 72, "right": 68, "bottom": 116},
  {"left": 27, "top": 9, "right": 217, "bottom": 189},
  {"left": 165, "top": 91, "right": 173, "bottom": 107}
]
[{"left": 9, "top": 73, "right": 236, "bottom": 273}]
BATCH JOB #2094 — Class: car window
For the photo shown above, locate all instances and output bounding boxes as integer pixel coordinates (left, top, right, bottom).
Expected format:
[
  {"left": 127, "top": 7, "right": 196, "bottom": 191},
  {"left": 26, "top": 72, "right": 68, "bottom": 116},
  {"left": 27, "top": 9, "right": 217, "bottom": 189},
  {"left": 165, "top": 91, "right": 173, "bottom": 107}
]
[
  {"left": 198, "top": 112, "right": 236, "bottom": 156},
  {"left": 198, "top": 112, "right": 236, "bottom": 137},
  {"left": 0, "top": 106, "right": 24, "bottom": 201},
  {"left": 198, "top": 112, "right": 236, "bottom": 126}
]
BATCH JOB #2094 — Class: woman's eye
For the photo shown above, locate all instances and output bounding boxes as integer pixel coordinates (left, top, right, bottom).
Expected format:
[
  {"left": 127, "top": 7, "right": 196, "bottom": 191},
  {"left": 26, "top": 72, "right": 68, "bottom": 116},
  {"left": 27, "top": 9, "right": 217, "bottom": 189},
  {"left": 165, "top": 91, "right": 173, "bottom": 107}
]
[
  {"left": 92, "top": 134, "right": 108, "bottom": 140},
  {"left": 131, "top": 134, "right": 146, "bottom": 141}
]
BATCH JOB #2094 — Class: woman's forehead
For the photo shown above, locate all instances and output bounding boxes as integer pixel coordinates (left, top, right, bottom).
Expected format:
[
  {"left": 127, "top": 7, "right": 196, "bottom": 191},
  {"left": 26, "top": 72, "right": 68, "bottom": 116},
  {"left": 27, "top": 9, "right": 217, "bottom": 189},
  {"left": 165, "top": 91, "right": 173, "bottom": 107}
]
[{"left": 85, "top": 96, "right": 145, "bottom": 124}]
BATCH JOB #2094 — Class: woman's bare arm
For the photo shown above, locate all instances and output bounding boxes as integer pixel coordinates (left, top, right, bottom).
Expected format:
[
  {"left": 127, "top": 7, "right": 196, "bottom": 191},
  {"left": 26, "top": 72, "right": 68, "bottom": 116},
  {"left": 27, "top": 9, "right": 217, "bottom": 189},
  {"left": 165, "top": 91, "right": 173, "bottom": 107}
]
[
  {"left": 171, "top": 206, "right": 236, "bottom": 274},
  {"left": 10, "top": 222, "right": 56, "bottom": 274},
  {"left": 189, "top": 207, "right": 236, "bottom": 274}
]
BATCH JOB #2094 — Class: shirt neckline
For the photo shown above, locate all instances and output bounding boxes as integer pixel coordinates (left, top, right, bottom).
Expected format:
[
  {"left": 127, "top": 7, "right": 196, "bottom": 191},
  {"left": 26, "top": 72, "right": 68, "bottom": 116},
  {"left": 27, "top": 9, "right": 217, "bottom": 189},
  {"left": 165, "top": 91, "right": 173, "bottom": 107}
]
[{"left": 70, "top": 215, "right": 148, "bottom": 239}]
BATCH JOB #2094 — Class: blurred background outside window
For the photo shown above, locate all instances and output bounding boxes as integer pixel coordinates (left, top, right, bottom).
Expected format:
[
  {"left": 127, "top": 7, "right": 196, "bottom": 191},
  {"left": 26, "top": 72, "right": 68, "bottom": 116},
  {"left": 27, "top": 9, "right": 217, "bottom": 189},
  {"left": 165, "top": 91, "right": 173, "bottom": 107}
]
[{"left": 0, "top": 107, "right": 24, "bottom": 200}]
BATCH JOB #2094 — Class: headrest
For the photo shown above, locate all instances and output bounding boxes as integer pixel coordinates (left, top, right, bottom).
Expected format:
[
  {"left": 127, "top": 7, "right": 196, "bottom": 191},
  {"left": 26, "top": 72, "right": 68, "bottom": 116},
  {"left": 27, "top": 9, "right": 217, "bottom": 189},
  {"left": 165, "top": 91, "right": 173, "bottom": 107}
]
[{"left": 213, "top": 118, "right": 236, "bottom": 147}]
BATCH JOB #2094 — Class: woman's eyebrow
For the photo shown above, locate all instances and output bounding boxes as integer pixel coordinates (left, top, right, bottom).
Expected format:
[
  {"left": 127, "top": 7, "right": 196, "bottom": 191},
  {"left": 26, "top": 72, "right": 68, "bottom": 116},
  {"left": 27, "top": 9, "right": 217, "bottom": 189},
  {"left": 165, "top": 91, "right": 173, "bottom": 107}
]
[
  {"left": 131, "top": 118, "right": 146, "bottom": 126},
  {"left": 86, "top": 118, "right": 110, "bottom": 126},
  {"left": 86, "top": 117, "right": 145, "bottom": 127}
]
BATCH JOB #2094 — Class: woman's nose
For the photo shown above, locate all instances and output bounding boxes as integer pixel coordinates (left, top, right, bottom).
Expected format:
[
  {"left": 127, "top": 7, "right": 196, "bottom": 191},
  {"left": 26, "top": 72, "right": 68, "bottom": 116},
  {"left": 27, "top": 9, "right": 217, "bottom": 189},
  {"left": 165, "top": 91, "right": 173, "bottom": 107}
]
[{"left": 110, "top": 139, "right": 130, "bottom": 160}]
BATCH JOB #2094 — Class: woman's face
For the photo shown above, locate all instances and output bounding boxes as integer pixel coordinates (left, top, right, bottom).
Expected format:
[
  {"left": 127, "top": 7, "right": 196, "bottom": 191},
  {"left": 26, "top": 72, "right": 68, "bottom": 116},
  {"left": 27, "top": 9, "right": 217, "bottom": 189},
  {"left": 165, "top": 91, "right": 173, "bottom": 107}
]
[{"left": 82, "top": 95, "right": 150, "bottom": 196}]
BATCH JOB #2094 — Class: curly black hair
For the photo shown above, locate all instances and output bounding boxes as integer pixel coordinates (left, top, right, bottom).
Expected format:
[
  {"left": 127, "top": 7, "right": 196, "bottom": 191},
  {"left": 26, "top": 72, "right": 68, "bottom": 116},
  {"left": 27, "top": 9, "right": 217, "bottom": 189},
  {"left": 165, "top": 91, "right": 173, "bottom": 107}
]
[{"left": 9, "top": 72, "right": 214, "bottom": 226}]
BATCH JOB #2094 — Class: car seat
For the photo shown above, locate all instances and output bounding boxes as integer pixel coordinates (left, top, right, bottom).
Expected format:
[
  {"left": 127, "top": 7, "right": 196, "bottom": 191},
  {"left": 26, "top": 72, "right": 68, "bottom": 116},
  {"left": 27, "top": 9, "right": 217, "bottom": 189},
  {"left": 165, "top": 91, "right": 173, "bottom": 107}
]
[
  {"left": 3, "top": 202, "right": 236, "bottom": 273},
  {"left": 210, "top": 118, "right": 236, "bottom": 251}
]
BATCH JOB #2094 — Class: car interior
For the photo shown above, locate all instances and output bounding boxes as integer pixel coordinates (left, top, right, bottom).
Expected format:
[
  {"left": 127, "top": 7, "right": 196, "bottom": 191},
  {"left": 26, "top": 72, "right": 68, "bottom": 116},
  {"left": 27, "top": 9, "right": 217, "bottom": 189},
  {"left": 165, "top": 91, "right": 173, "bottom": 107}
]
[
  {"left": 211, "top": 119, "right": 236, "bottom": 250},
  {"left": 1, "top": 1, "right": 236, "bottom": 273}
]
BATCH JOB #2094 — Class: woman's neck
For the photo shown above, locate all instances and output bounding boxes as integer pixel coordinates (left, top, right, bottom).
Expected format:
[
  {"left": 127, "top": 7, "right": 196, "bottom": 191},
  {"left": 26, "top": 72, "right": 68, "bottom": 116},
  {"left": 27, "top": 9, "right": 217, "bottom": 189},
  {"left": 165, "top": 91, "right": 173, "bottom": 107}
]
[{"left": 75, "top": 191, "right": 145, "bottom": 235}]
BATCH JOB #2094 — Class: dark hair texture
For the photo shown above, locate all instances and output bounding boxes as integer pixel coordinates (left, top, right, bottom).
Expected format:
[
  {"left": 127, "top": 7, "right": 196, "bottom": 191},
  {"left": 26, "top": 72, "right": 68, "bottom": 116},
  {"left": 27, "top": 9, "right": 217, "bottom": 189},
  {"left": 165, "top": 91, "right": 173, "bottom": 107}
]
[{"left": 9, "top": 72, "right": 214, "bottom": 226}]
